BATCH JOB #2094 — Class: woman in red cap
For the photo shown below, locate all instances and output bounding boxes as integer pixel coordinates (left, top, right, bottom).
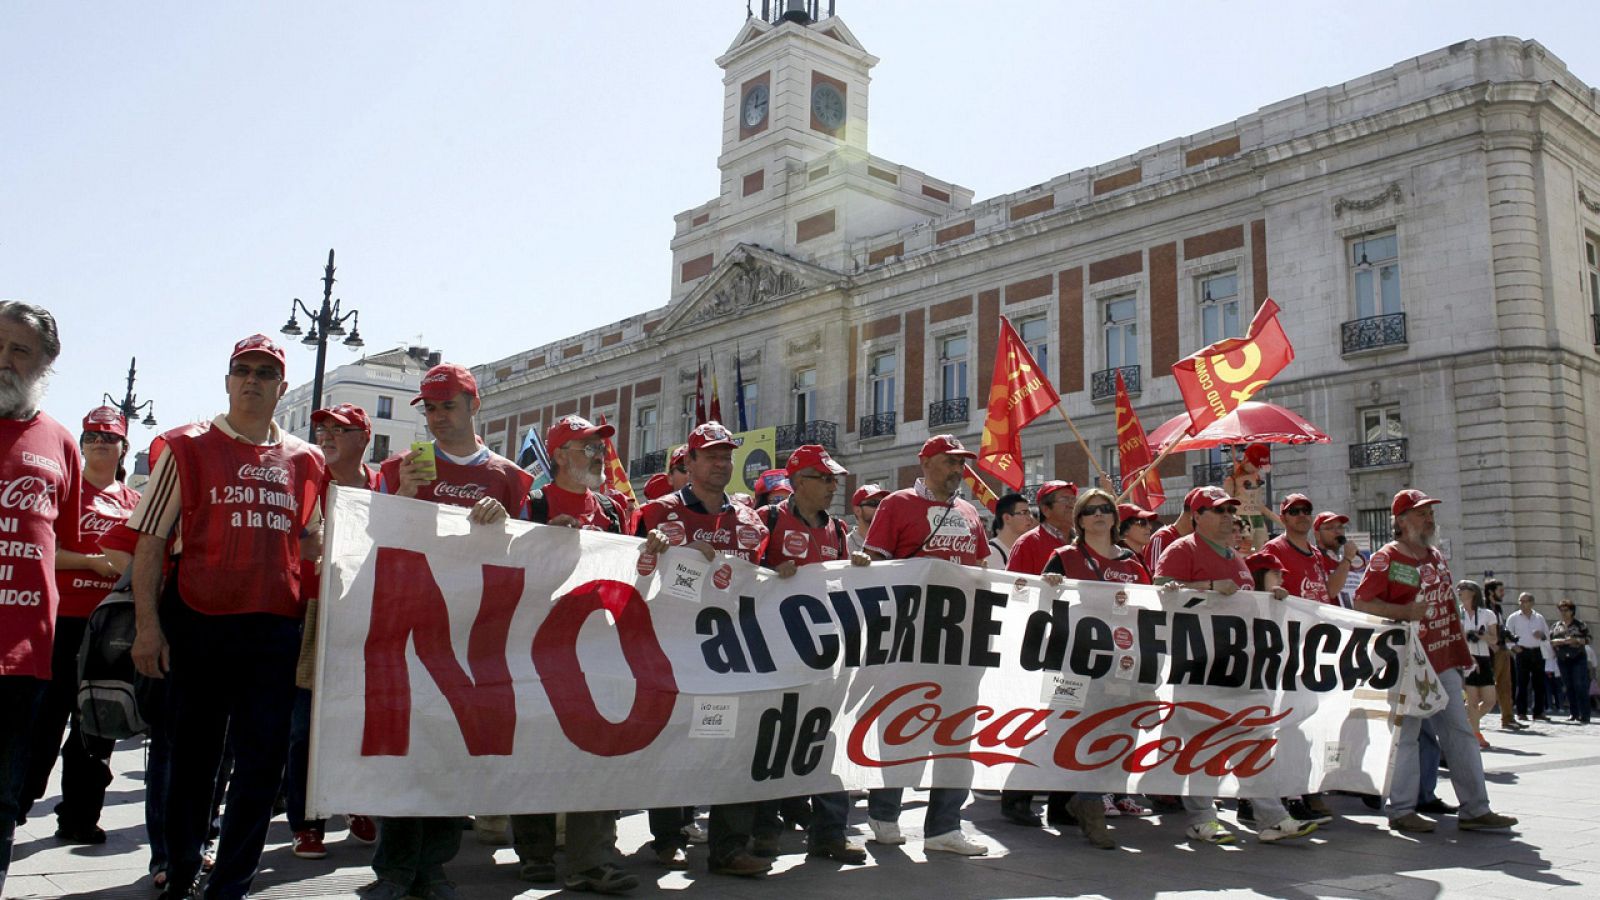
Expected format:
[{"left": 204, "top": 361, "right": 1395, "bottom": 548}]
[{"left": 19, "top": 407, "right": 141, "bottom": 844}]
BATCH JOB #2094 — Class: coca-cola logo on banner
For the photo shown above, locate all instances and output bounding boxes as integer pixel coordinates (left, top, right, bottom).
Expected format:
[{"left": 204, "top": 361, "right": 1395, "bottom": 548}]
[
  {"left": 236, "top": 463, "right": 291, "bottom": 486},
  {"left": 712, "top": 564, "right": 733, "bottom": 590},
  {"left": 1113, "top": 626, "right": 1134, "bottom": 650},
  {"left": 636, "top": 551, "right": 658, "bottom": 577},
  {"left": 0, "top": 476, "right": 58, "bottom": 516}
]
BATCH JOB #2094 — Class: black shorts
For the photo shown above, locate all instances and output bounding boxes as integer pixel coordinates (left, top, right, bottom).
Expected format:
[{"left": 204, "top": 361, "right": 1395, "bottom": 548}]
[{"left": 1464, "top": 654, "right": 1495, "bottom": 687}]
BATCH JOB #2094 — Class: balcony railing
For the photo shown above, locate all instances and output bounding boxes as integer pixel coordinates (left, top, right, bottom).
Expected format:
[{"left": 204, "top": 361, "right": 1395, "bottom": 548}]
[
  {"left": 1191, "top": 461, "right": 1232, "bottom": 487},
  {"left": 928, "top": 397, "right": 969, "bottom": 428},
  {"left": 627, "top": 449, "right": 667, "bottom": 479},
  {"left": 1349, "top": 438, "right": 1408, "bottom": 469},
  {"left": 859, "top": 411, "right": 897, "bottom": 439},
  {"left": 1341, "top": 312, "right": 1407, "bottom": 356},
  {"left": 1090, "top": 365, "right": 1141, "bottom": 402},
  {"left": 775, "top": 419, "right": 838, "bottom": 453}
]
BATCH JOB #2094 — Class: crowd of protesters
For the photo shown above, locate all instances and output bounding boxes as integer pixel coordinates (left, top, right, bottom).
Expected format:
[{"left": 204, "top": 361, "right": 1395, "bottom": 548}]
[{"left": 2, "top": 301, "right": 1592, "bottom": 898}]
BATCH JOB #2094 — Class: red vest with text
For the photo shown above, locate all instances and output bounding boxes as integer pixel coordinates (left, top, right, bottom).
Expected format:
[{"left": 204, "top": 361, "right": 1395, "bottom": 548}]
[
  {"left": 55, "top": 480, "right": 141, "bottom": 618},
  {"left": 169, "top": 425, "right": 326, "bottom": 617},
  {"left": 636, "top": 489, "right": 768, "bottom": 563},
  {"left": 379, "top": 452, "right": 532, "bottom": 513},
  {"left": 759, "top": 499, "right": 847, "bottom": 567}
]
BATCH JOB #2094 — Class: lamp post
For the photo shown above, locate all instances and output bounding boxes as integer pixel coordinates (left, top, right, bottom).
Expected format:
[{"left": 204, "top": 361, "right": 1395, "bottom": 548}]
[
  {"left": 104, "top": 357, "right": 158, "bottom": 428},
  {"left": 280, "top": 248, "right": 364, "bottom": 439}
]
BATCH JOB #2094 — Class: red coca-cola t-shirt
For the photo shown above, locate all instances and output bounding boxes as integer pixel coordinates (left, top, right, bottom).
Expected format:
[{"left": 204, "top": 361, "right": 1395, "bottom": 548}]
[
  {"left": 1, "top": 412, "right": 85, "bottom": 678},
  {"left": 1261, "top": 534, "right": 1333, "bottom": 604},
  {"left": 541, "top": 483, "right": 618, "bottom": 532},
  {"left": 1006, "top": 524, "right": 1069, "bottom": 576},
  {"left": 1355, "top": 542, "right": 1473, "bottom": 674},
  {"left": 1143, "top": 524, "right": 1181, "bottom": 569},
  {"left": 379, "top": 448, "right": 533, "bottom": 516},
  {"left": 55, "top": 480, "right": 141, "bottom": 618},
  {"left": 1045, "top": 542, "right": 1152, "bottom": 585},
  {"left": 636, "top": 487, "right": 768, "bottom": 563},
  {"left": 863, "top": 485, "right": 990, "bottom": 566},
  {"left": 759, "top": 500, "right": 847, "bottom": 567},
  {"left": 1154, "top": 533, "right": 1251, "bottom": 590}
]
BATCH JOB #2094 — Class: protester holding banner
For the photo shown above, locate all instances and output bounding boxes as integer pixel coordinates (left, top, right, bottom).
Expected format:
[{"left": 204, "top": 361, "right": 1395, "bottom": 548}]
[
  {"left": 846, "top": 483, "right": 887, "bottom": 555},
  {"left": 638, "top": 421, "right": 772, "bottom": 877},
  {"left": 127, "top": 334, "right": 326, "bottom": 900},
  {"left": 986, "top": 492, "right": 1032, "bottom": 567},
  {"left": 1142, "top": 502, "right": 1192, "bottom": 570},
  {"left": 21, "top": 407, "right": 139, "bottom": 846},
  {"left": 860, "top": 435, "right": 989, "bottom": 857},
  {"left": 507, "top": 414, "right": 638, "bottom": 895},
  {"left": 1154, "top": 486, "right": 1317, "bottom": 845},
  {"left": 1353, "top": 490, "right": 1518, "bottom": 835},
  {"left": 0, "top": 301, "right": 81, "bottom": 897},
  {"left": 756, "top": 445, "right": 870, "bottom": 866},
  {"left": 364, "top": 362, "right": 533, "bottom": 900},
  {"left": 1006, "top": 481, "right": 1075, "bottom": 577}
]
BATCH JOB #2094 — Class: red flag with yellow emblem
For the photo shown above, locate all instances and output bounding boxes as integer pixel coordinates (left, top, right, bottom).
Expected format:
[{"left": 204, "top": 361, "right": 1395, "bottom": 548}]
[
  {"left": 595, "top": 414, "right": 637, "bottom": 504},
  {"left": 1171, "top": 298, "right": 1294, "bottom": 436},
  {"left": 962, "top": 464, "right": 1001, "bottom": 514},
  {"left": 1114, "top": 370, "right": 1164, "bottom": 510},
  {"left": 978, "top": 317, "right": 1061, "bottom": 489}
]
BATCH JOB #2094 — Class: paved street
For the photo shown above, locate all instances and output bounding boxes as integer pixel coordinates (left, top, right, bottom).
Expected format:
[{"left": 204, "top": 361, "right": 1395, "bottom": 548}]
[{"left": 8, "top": 720, "right": 1599, "bottom": 899}]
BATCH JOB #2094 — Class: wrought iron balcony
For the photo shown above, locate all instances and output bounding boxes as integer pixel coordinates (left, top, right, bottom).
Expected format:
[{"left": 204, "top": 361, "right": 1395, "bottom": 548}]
[
  {"left": 627, "top": 449, "right": 667, "bottom": 479},
  {"left": 928, "top": 397, "right": 969, "bottom": 428},
  {"left": 775, "top": 420, "right": 838, "bottom": 453},
  {"left": 1090, "top": 365, "right": 1141, "bottom": 402},
  {"left": 1348, "top": 438, "right": 1408, "bottom": 469},
  {"left": 1341, "top": 312, "right": 1407, "bottom": 356},
  {"left": 1191, "top": 461, "right": 1232, "bottom": 486},
  {"left": 859, "top": 411, "right": 897, "bottom": 439}
]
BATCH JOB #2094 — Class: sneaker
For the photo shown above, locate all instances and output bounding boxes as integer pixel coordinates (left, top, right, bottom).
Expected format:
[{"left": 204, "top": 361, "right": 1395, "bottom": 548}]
[
  {"left": 1458, "top": 811, "right": 1518, "bottom": 831},
  {"left": 1284, "top": 798, "right": 1331, "bottom": 826},
  {"left": 356, "top": 880, "right": 411, "bottom": 900},
  {"left": 807, "top": 837, "right": 868, "bottom": 864},
  {"left": 868, "top": 818, "right": 905, "bottom": 845},
  {"left": 1068, "top": 794, "right": 1114, "bottom": 850},
  {"left": 347, "top": 814, "right": 377, "bottom": 844},
  {"left": 1389, "top": 813, "right": 1435, "bottom": 833},
  {"left": 472, "top": 814, "right": 510, "bottom": 845},
  {"left": 923, "top": 830, "right": 988, "bottom": 856},
  {"left": 653, "top": 846, "right": 689, "bottom": 870},
  {"left": 1186, "top": 821, "right": 1236, "bottom": 844},
  {"left": 1115, "top": 797, "right": 1150, "bottom": 817},
  {"left": 54, "top": 822, "right": 107, "bottom": 845},
  {"left": 682, "top": 822, "right": 708, "bottom": 844},
  {"left": 1102, "top": 794, "right": 1120, "bottom": 817},
  {"left": 291, "top": 829, "right": 328, "bottom": 860},
  {"left": 709, "top": 849, "right": 771, "bottom": 877},
  {"left": 564, "top": 863, "right": 640, "bottom": 894},
  {"left": 1258, "top": 818, "right": 1317, "bottom": 843},
  {"left": 519, "top": 858, "right": 557, "bottom": 883}
]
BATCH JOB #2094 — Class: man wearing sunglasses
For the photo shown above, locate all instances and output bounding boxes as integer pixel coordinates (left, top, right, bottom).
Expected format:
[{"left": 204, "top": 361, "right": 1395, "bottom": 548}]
[
  {"left": 1260, "top": 494, "right": 1335, "bottom": 605},
  {"left": 129, "top": 334, "right": 327, "bottom": 900},
  {"left": 846, "top": 483, "right": 888, "bottom": 555}
]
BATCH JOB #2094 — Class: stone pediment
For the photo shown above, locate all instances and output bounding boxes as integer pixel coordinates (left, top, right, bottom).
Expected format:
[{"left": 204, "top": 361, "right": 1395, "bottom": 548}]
[{"left": 658, "top": 244, "right": 842, "bottom": 334}]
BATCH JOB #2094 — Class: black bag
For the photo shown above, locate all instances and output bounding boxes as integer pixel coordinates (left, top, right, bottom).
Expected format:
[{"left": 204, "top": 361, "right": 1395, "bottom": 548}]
[{"left": 76, "top": 582, "right": 151, "bottom": 740}]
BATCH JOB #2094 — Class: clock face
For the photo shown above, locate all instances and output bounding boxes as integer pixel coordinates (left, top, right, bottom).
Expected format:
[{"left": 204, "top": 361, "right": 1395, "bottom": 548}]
[
  {"left": 741, "top": 84, "right": 769, "bottom": 128},
  {"left": 811, "top": 83, "right": 845, "bottom": 131}
]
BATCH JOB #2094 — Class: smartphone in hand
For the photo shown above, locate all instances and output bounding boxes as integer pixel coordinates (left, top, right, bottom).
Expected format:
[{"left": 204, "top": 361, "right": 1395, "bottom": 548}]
[{"left": 410, "top": 440, "right": 438, "bottom": 482}]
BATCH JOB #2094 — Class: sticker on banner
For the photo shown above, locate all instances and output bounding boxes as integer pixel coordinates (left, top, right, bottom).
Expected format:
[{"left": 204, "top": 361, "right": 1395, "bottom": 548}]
[
  {"left": 662, "top": 556, "right": 708, "bottom": 601},
  {"left": 1041, "top": 672, "right": 1091, "bottom": 710},
  {"left": 712, "top": 563, "right": 733, "bottom": 591},
  {"left": 690, "top": 697, "right": 738, "bottom": 738},
  {"left": 1111, "top": 589, "right": 1132, "bottom": 616},
  {"left": 1113, "top": 626, "right": 1135, "bottom": 650},
  {"left": 1114, "top": 654, "right": 1137, "bottom": 680},
  {"left": 1322, "top": 742, "right": 1347, "bottom": 770},
  {"left": 636, "top": 551, "right": 658, "bottom": 577}
]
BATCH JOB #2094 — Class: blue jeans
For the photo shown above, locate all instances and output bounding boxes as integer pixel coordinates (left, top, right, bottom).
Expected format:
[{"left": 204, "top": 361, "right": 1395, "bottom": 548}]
[
  {"left": 285, "top": 688, "right": 323, "bottom": 832},
  {"left": 373, "top": 817, "right": 462, "bottom": 891},
  {"left": 1559, "top": 655, "right": 1592, "bottom": 722},
  {"left": 808, "top": 792, "right": 850, "bottom": 844},
  {"left": 0, "top": 675, "right": 46, "bottom": 897},
  {"left": 867, "top": 787, "right": 965, "bottom": 838},
  {"left": 1417, "top": 717, "right": 1441, "bottom": 805},
  {"left": 1388, "top": 667, "right": 1491, "bottom": 820}
]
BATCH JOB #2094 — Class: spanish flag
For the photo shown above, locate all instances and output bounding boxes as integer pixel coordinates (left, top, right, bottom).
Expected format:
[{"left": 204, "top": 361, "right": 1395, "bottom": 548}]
[
  {"left": 595, "top": 414, "right": 637, "bottom": 504},
  {"left": 963, "top": 464, "right": 1001, "bottom": 514},
  {"left": 1171, "top": 298, "right": 1294, "bottom": 435},
  {"left": 978, "top": 317, "right": 1061, "bottom": 489}
]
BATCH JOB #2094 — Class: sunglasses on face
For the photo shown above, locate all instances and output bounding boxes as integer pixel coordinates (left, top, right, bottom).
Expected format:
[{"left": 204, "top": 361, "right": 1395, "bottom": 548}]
[
  {"left": 228, "top": 364, "right": 282, "bottom": 382},
  {"left": 1081, "top": 504, "right": 1116, "bottom": 517},
  {"left": 1284, "top": 506, "right": 1313, "bottom": 516},
  {"left": 82, "top": 432, "right": 122, "bottom": 444}
]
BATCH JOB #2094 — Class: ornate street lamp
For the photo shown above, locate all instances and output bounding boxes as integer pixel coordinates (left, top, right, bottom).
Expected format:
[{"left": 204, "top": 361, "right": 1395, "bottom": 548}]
[
  {"left": 104, "top": 357, "right": 157, "bottom": 428},
  {"left": 281, "top": 248, "right": 364, "bottom": 438}
]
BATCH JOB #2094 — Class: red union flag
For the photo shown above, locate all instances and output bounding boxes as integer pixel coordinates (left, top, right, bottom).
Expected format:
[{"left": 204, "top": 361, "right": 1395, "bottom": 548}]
[
  {"left": 962, "top": 464, "right": 1000, "bottom": 514},
  {"left": 1114, "top": 371, "right": 1164, "bottom": 510},
  {"left": 979, "top": 318, "right": 1061, "bottom": 489},
  {"left": 596, "top": 415, "right": 637, "bottom": 504},
  {"left": 1171, "top": 298, "right": 1294, "bottom": 435}
]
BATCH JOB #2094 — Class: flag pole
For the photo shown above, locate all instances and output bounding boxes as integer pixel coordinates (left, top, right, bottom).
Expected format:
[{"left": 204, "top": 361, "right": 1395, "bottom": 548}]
[{"left": 1049, "top": 403, "right": 1114, "bottom": 488}]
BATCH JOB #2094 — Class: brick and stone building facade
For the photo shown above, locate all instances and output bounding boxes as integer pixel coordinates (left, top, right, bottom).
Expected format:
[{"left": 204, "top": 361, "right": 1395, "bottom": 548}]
[{"left": 476, "top": 10, "right": 1600, "bottom": 605}]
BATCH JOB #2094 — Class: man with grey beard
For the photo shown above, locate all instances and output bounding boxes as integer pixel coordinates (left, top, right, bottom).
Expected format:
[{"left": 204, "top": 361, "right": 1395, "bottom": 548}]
[{"left": 0, "top": 301, "right": 82, "bottom": 895}]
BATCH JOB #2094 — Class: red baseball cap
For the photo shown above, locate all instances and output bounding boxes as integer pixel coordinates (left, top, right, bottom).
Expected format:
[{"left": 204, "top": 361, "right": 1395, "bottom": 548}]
[
  {"left": 687, "top": 421, "right": 738, "bottom": 451},
  {"left": 1118, "top": 503, "right": 1159, "bottom": 524},
  {"left": 1391, "top": 489, "right": 1442, "bottom": 517},
  {"left": 1036, "top": 480, "right": 1077, "bottom": 505},
  {"left": 82, "top": 405, "right": 128, "bottom": 438},
  {"left": 852, "top": 483, "right": 889, "bottom": 507},
  {"left": 1186, "top": 485, "right": 1240, "bottom": 512},
  {"left": 753, "top": 469, "right": 792, "bottom": 497},
  {"left": 668, "top": 445, "right": 688, "bottom": 471},
  {"left": 413, "top": 363, "right": 478, "bottom": 405},
  {"left": 311, "top": 402, "right": 371, "bottom": 435},
  {"left": 786, "top": 444, "right": 847, "bottom": 477},
  {"left": 1279, "top": 493, "right": 1313, "bottom": 515},
  {"left": 1313, "top": 511, "right": 1350, "bottom": 531},
  {"left": 643, "top": 472, "right": 673, "bottom": 500},
  {"left": 1244, "top": 444, "right": 1271, "bottom": 467},
  {"left": 546, "top": 414, "right": 615, "bottom": 452},
  {"left": 1246, "top": 550, "right": 1285, "bottom": 574},
  {"left": 920, "top": 434, "right": 976, "bottom": 459},
  {"left": 230, "top": 333, "right": 287, "bottom": 371}
]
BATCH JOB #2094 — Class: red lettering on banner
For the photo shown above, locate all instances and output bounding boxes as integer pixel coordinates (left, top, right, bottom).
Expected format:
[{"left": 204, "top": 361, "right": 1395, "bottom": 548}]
[
  {"left": 531, "top": 579, "right": 678, "bottom": 757},
  {"left": 361, "top": 547, "right": 522, "bottom": 757},
  {"left": 848, "top": 682, "right": 1038, "bottom": 767}
]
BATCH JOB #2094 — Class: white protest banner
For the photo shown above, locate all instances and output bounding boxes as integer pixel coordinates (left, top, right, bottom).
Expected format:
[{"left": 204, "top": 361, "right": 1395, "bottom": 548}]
[{"left": 308, "top": 487, "right": 1426, "bottom": 817}]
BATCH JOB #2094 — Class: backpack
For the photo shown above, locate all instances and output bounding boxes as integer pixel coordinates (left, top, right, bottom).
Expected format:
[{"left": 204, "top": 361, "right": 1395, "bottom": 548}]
[
  {"left": 76, "top": 581, "right": 152, "bottom": 740},
  {"left": 764, "top": 500, "right": 849, "bottom": 561},
  {"left": 528, "top": 488, "right": 623, "bottom": 534}
]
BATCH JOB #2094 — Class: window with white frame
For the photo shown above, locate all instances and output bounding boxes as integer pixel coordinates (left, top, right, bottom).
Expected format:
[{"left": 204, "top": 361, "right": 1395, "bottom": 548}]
[
  {"left": 1586, "top": 235, "right": 1600, "bottom": 318},
  {"left": 681, "top": 392, "right": 698, "bottom": 436},
  {"left": 635, "top": 405, "right": 658, "bottom": 454},
  {"left": 1023, "top": 454, "right": 1045, "bottom": 487},
  {"left": 793, "top": 368, "right": 816, "bottom": 424},
  {"left": 938, "top": 334, "right": 968, "bottom": 401},
  {"left": 869, "top": 351, "right": 897, "bottom": 416},
  {"left": 1017, "top": 315, "right": 1050, "bottom": 378},
  {"left": 1103, "top": 294, "right": 1138, "bottom": 370},
  {"left": 1199, "top": 270, "right": 1241, "bottom": 345},
  {"left": 1360, "top": 406, "right": 1404, "bottom": 444},
  {"left": 1350, "top": 231, "right": 1401, "bottom": 319},
  {"left": 376, "top": 396, "right": 394, "bottom": 419},
  {"left": 739, "top": 379, "right": 758, "bottom": 428}
]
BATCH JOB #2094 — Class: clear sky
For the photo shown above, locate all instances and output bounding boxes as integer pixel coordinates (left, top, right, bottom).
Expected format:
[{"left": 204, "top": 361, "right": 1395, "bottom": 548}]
[{"left": 6, "top": 1, "right": 1598, "bottom": 450}]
